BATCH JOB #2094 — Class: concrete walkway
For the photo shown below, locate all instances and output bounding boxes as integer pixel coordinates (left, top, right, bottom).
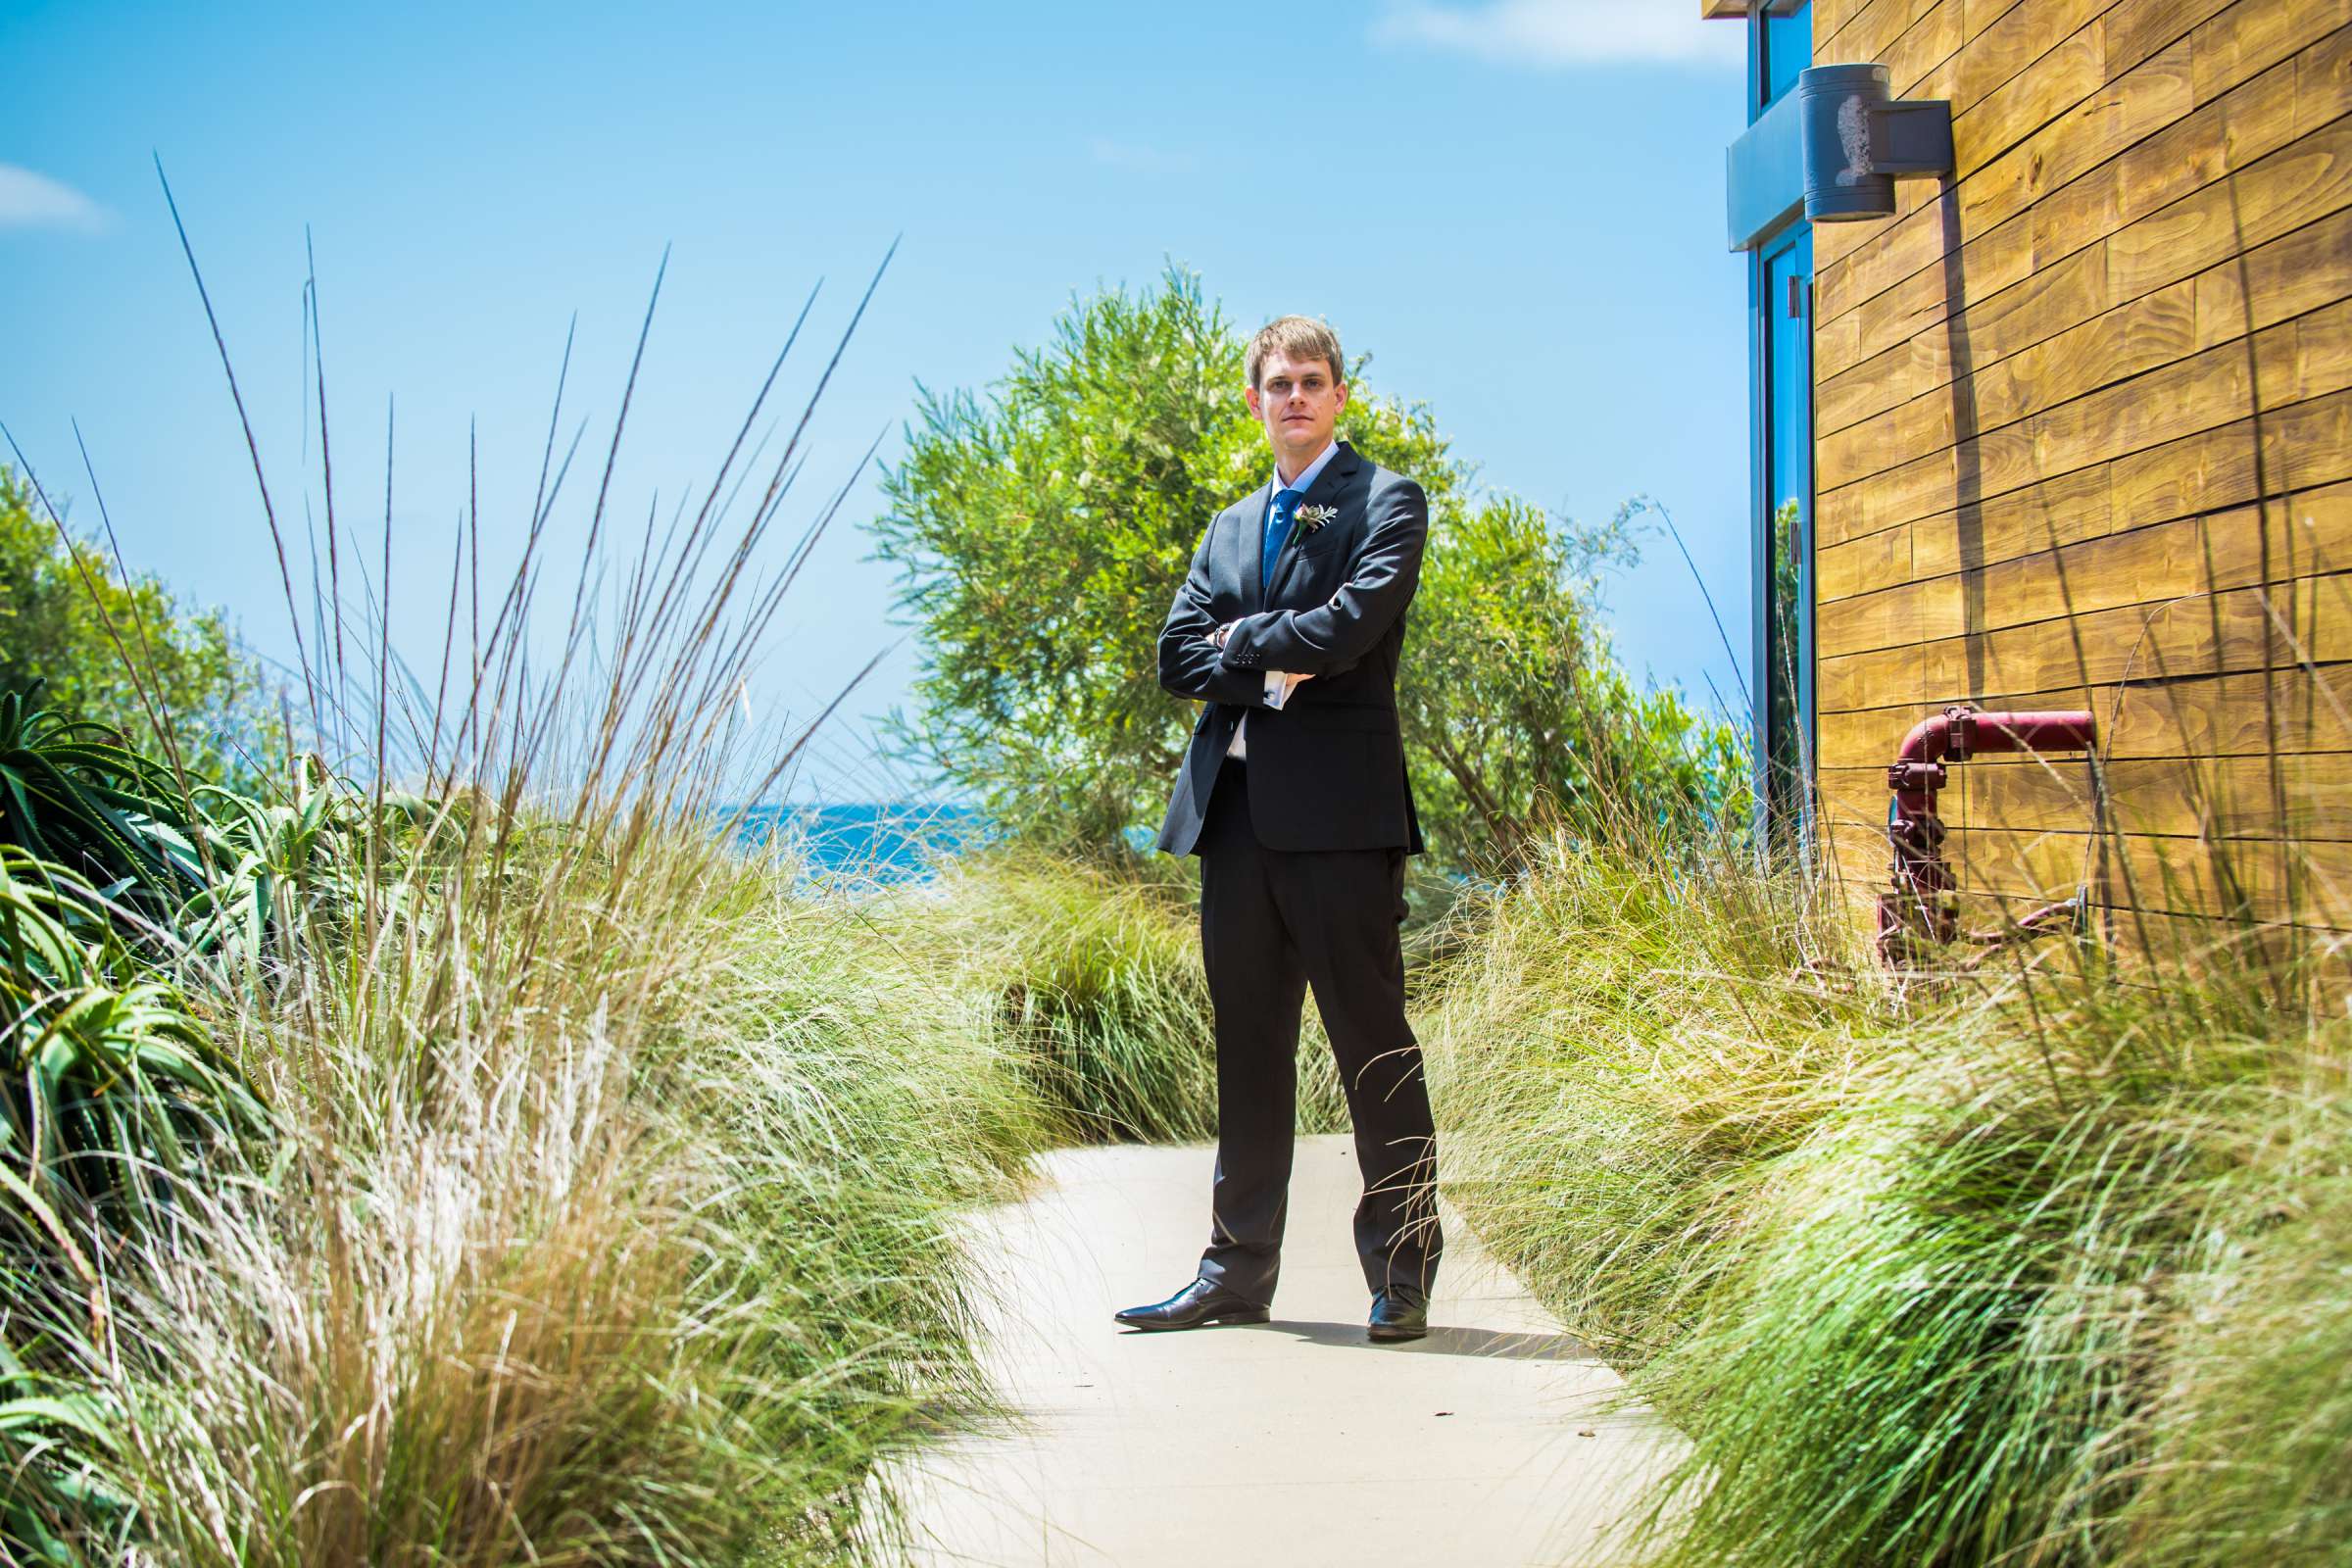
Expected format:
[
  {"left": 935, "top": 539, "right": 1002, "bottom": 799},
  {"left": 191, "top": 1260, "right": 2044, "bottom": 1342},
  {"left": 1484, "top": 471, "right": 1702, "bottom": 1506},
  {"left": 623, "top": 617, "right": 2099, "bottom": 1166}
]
[{"left": 888, "top": 1137, "right": 1684, "bottom": 1567}]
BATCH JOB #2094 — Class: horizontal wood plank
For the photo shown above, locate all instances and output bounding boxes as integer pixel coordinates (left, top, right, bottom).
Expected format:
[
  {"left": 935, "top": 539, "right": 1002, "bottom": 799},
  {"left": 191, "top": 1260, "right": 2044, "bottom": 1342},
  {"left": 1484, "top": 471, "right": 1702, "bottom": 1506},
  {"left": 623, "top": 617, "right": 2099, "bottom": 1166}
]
[
  {"left": 1817, "top": 0, "right": 1867, "bottom": 38},
  {"left": 1819, "top": 0, "right": 1941, "bottom": 71},
  {"left": 1820, "top": 749, "right": 2352, "bottom": 838},
  {"left": 1949, "top": 15, "right": 2109, "bottom": 175},
  {"left": 2099, "top": 906, "right": 2352, "bottom": 965},
  {"left": 1819, "top": 824, "right": 2352, "bottom": 949},
  {"left": 1816, "top": 274, "right": 2206, "bottom": 490},
  {"left": 2195, "top": 203, "right": 2352, "bottom": 348},
  {"left": 1815, "top": 37, "right": 2196, "bottom": 323},
  {"left": 1818, "top": 478, "right": 2352, "bottom": 660},
  {"left": 1819, "top": 0, "right": 2122, "bottom": 275},
  {"left": 2108, "top": 0, "right": 2236, "bottom": 81},
  {"left": 1819, "top": 521, "right": 1918, "bottom": 603},
  {"left": 2103, "top": 383, "right": 2352, "bottom": 537},
  {"left": 2194, "top": 0, "right": 2352, "bottom": 103},
  {"left": 1948, "top": 822, "right": 2352, "bottom": 924},
  {"left": 1815, "top": 55, "right": 2324, "bottom": 407},
  {"left": 1961, "top": 0, "right": 2032, "bottom": 37},
  {"left": 1801, "top": 1, "right": 2352, "bottom": 942},
  {"left": 1817, "top": 662, "right": 2352, "bottom": 771},
  {"left": 1912, "top": 453, "right": 2118, "bottom": 573},
  {"left": 2301, "top": 13, "right": 2352, "bottom": 136},
  {"left": 1818, "top": 570, "right": 2352, "bottom": 715},
  {"left": 1818, "top": 383, "right": 2352, "bottom": 613},
  {"left": 1819, "top": 168, "right": 2352, "bottom": 445},
  {"left": 1819, "top": 298, "right": 2351, "bottom": 545}
]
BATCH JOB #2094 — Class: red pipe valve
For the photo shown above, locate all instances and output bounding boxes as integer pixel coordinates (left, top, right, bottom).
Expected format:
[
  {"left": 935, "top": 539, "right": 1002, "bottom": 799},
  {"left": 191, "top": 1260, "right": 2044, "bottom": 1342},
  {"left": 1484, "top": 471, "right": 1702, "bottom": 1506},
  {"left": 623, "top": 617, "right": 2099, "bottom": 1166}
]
[
  {"left": 1886, "top": 760, "right": 1948, "bottom": 794},
  {"left": 1875, "top": 704, "right": 2097, "bottom": 964}
]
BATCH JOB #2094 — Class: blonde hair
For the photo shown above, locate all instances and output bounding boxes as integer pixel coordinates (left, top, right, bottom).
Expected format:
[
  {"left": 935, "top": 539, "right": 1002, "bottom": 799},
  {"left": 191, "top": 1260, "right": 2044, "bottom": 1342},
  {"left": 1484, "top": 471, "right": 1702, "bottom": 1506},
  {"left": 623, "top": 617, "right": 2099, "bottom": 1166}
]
[{"left": 1246, "top": 316, "right": 1346, "bottom": 390}]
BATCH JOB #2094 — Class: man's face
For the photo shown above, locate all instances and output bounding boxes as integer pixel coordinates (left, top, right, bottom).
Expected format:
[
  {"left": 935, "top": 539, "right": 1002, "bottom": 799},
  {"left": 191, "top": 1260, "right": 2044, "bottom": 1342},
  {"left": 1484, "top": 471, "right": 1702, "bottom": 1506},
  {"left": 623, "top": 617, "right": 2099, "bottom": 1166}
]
[{"left": 1246, "top": 348, "right": 1348, "bottom": 470}]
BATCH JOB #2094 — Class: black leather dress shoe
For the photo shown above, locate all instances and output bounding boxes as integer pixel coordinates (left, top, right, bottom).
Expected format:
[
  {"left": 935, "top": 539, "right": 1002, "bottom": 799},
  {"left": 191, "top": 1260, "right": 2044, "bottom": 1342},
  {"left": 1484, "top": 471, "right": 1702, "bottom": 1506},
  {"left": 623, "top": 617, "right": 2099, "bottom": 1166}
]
[
  {"left": 1113, "top": 1277, "right": 1269, "bottom": 1331},
  {"left": 1368, "top": 1285, "right": 1429, "bottom": 1342}
]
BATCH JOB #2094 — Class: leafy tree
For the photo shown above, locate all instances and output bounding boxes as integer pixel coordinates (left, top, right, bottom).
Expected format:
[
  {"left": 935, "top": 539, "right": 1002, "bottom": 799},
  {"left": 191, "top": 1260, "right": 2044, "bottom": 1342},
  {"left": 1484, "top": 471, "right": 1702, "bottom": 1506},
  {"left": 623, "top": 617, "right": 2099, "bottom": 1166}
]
[
  {"left": 1406, "top": 491, "right": 1746, "bottom": 869},
  {"left": 867, "top": 265, "right": 1740, "bottom": 876},
  {"left": 0, "top": 465, "right": 279, "bottom": 789}
]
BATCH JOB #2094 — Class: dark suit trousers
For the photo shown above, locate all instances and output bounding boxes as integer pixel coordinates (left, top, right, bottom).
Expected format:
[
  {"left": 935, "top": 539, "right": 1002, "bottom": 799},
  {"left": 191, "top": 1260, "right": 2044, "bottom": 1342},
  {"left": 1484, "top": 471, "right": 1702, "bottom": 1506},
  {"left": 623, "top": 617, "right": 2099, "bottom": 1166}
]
[{"left": 1193, "top": 755, "right": 1444, "bottom": 1306}]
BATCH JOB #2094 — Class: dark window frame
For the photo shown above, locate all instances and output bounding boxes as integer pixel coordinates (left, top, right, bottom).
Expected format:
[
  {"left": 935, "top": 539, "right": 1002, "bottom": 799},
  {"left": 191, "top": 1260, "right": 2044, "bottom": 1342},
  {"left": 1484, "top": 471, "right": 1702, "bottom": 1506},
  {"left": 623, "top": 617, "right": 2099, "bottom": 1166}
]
[{"left": 1743, "top": 0, "right": 1817, "bottom": 852}]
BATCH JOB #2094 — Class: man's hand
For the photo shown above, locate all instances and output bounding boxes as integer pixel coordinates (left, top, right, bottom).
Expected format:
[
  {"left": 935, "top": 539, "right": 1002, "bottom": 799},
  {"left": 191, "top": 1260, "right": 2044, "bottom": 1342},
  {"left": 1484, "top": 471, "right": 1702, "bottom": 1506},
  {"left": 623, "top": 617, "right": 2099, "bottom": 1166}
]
[
  {"left": 1163, "top": 563, "right": 1329, "bottom": 707},
  {"left": 1216, "top": 627, "right": 1311, "bottom": 703},
  {"left": 1160, "top": 547, "right": 1285, "bottom": 707},
  {"left": 1264, "top": 669, "right": 1312, "bottom": 710}
]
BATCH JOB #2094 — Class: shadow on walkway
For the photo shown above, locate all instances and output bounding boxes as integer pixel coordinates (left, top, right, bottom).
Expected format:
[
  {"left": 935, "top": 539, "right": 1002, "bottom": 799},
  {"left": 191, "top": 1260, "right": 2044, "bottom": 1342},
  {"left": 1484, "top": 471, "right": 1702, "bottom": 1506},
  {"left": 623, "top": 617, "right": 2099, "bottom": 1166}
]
[{"left": 1237, "top": 1319, "right": 1610, "bottom": 1361}]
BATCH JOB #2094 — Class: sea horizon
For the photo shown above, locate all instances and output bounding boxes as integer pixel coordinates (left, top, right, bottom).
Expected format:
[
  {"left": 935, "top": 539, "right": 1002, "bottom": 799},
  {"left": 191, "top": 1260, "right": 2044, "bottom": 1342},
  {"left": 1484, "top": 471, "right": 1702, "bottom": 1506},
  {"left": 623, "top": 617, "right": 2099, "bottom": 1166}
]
[{"left": 732, "top": 800, "right": 991, "bottom": 880}]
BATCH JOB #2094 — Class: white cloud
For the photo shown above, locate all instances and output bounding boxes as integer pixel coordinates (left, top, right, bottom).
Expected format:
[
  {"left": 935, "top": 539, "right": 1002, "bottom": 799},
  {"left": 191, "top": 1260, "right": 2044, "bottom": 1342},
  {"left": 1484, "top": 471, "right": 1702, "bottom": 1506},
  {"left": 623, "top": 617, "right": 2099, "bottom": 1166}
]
[
  {"left": 0, "top": 165, "right": 110, "bottom": 231},
  {"left": 1091, "top": 139, "right": 1198, "bottom": 175},
  {"left": 1373, "top": 0, "right": 1745, "bottom": 69}
]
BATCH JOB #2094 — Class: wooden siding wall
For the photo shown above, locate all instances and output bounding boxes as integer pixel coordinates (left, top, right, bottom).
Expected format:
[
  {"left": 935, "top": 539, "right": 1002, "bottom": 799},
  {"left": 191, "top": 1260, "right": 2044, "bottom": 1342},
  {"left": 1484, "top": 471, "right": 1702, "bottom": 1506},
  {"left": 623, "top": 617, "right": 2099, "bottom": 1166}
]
[{"left": 1806, "top": 0, "right": 2352, "bottom": 944}]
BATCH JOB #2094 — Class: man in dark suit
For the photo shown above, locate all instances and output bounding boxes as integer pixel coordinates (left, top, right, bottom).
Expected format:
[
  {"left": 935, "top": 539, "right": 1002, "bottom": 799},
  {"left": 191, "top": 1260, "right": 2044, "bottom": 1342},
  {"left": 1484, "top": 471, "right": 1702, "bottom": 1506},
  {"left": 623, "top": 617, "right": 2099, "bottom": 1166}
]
[{"left": 1114, "top": 316, "right": 1443, "bottom": 1344}]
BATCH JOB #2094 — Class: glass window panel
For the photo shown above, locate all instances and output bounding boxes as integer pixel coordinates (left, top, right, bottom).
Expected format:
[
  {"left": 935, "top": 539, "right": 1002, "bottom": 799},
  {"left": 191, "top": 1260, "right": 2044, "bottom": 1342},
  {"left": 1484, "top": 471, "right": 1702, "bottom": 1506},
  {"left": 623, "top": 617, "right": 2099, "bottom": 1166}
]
[
  {"left": 1762, "top": 228, "right": 1814, "bottom": 844},
  {"left": 1761, "top": 2, "right": 1811, "bottom": 107}
]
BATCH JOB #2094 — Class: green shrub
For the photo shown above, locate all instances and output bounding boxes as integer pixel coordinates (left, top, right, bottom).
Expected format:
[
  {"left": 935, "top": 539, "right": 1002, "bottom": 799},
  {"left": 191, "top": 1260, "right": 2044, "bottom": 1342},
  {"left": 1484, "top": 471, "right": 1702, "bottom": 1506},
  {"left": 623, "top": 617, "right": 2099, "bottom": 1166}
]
[
  {"left": 0, "top": 466, "right": 278, "bottom": 789},
  {"left": 1633, "top": 983, "right": 2301, "bottom": 1568},
  {"left": 866, "top": 265, "right": 1739, "bottom": 876}
]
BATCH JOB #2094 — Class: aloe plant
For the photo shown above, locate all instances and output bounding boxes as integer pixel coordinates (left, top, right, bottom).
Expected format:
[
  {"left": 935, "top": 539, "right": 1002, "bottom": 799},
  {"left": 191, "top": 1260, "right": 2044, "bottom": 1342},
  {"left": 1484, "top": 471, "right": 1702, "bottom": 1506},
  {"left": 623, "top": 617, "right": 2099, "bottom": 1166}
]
[
  {"left": 172, "top": 768, "right": 362, "bottom": 985},
  {"left": 0, "top": 683, "right": 208, "bottom": 941},
  {"left": 0, "top": 850, "right": 267, "bottom": 1231},
  {"left": 0, "top": 1341, "right": 131, "bottom": 1563}
]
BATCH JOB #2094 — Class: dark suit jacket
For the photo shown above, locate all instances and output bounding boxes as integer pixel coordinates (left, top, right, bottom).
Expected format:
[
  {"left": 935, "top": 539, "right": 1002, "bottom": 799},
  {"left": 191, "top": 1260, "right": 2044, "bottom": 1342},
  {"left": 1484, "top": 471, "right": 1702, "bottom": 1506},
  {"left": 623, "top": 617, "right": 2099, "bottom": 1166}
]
[{"left": 1153, "top": 438, "right": 1427, "bottom": 857}]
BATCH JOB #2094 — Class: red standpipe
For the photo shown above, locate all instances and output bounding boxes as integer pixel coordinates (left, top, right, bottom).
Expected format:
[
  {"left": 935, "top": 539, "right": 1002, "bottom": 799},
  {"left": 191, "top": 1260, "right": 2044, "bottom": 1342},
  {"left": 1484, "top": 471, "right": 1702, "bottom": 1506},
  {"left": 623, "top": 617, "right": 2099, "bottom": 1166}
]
[{"left": 1877, "top": 705, "right": 2097, "bottom": 964}]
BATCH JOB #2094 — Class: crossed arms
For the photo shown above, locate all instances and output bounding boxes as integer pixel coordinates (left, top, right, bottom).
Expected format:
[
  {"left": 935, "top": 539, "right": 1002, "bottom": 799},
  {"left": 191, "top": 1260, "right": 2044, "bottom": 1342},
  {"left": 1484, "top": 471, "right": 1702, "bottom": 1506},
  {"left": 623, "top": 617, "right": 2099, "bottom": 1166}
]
[
  {"left": 1157, "top": 524, "right": 1283, "bottom": 707},
  {"left": 1156, "top": 476, "right": 1431, "bottom": 704}
]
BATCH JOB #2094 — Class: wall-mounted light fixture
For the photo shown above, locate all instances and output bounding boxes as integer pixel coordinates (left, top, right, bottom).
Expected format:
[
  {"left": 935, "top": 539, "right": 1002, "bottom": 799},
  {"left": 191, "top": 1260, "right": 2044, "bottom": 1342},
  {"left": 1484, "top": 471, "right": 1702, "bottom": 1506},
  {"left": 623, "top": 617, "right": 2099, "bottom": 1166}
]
[
  {"left": 1796, "top": 63, "right": 1954, "bottom": 222},
  {"left": 1725, "top": 60, "right": 1953, "bottom": 250}
]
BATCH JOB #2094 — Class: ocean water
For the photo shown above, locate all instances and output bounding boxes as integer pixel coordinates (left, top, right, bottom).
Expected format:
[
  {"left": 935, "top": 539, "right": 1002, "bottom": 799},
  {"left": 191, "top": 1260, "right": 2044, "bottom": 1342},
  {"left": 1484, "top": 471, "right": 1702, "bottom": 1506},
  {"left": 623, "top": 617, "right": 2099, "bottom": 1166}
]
[{"left": 732, "top": 802, "right": 989, "bottom": 881}]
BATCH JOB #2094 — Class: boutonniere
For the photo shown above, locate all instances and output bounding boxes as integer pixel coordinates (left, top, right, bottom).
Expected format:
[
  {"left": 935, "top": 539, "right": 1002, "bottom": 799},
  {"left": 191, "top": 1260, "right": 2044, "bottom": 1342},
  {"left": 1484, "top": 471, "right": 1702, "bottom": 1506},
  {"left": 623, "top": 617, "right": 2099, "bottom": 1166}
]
[{"left": 1294, "top": 504, "right": 1340, "bottom": 533}]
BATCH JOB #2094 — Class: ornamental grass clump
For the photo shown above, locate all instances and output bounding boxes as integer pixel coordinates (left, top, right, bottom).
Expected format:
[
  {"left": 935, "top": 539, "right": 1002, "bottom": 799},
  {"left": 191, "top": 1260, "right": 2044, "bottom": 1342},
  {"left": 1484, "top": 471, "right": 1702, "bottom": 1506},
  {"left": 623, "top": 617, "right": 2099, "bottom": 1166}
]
[
  {"left": 876, "top": 842, "right": 1348, "bottom": 1144},
  {"left": 0, "top": 227, "right": 1059, "bottom": 1563},
  {"left": 92, "top": 819, "right": 1042, "bottom": 1567},
  {"left": 2100, "top": 995, "right": 2352, "bottom": 1567},
  {"left": 1417, "top": 824, "right": 1889, "bottom": 1359},
  {"left": 1420, "top": 814, "right": 2352, "bottom": 1567},
  {"left": 1628, "top": 958, "right": 2323, "bottom": 1568}
]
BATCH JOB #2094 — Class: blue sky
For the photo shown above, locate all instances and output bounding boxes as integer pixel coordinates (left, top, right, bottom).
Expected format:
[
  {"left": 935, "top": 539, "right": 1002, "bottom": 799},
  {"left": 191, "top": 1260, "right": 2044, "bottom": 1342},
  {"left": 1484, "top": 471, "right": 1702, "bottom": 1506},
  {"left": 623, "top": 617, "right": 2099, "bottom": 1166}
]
[{"left": 2, "top": 0, "right": 1754, "bottom": 803}]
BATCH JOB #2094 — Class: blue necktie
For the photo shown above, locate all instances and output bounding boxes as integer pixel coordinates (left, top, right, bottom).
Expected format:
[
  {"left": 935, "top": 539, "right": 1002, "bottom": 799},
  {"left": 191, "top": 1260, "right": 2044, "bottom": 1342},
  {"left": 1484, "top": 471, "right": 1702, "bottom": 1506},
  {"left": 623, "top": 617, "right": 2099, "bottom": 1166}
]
[{"left": 1261, "top": 487, "right": 1303, "bottom": 589}]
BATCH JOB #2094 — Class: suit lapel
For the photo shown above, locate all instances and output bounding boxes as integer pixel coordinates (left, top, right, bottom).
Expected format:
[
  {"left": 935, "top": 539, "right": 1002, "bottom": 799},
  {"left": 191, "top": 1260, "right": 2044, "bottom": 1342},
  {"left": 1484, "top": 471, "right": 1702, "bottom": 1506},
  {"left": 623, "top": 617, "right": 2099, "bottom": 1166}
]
[
  {"left": 1262, "top": 440, "right": 1362, "bottom": 607},
  {"left": 1232, "top": 479, "right": 1275, "bottom": 615}
]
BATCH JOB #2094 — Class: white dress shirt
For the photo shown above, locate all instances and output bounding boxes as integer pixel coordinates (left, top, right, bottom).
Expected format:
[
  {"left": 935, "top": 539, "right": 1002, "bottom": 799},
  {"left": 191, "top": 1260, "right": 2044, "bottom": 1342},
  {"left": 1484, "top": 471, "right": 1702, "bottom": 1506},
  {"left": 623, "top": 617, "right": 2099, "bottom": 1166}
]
[{"left": 1228, "top": 438, "right": 1339, "bottom": 760}]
